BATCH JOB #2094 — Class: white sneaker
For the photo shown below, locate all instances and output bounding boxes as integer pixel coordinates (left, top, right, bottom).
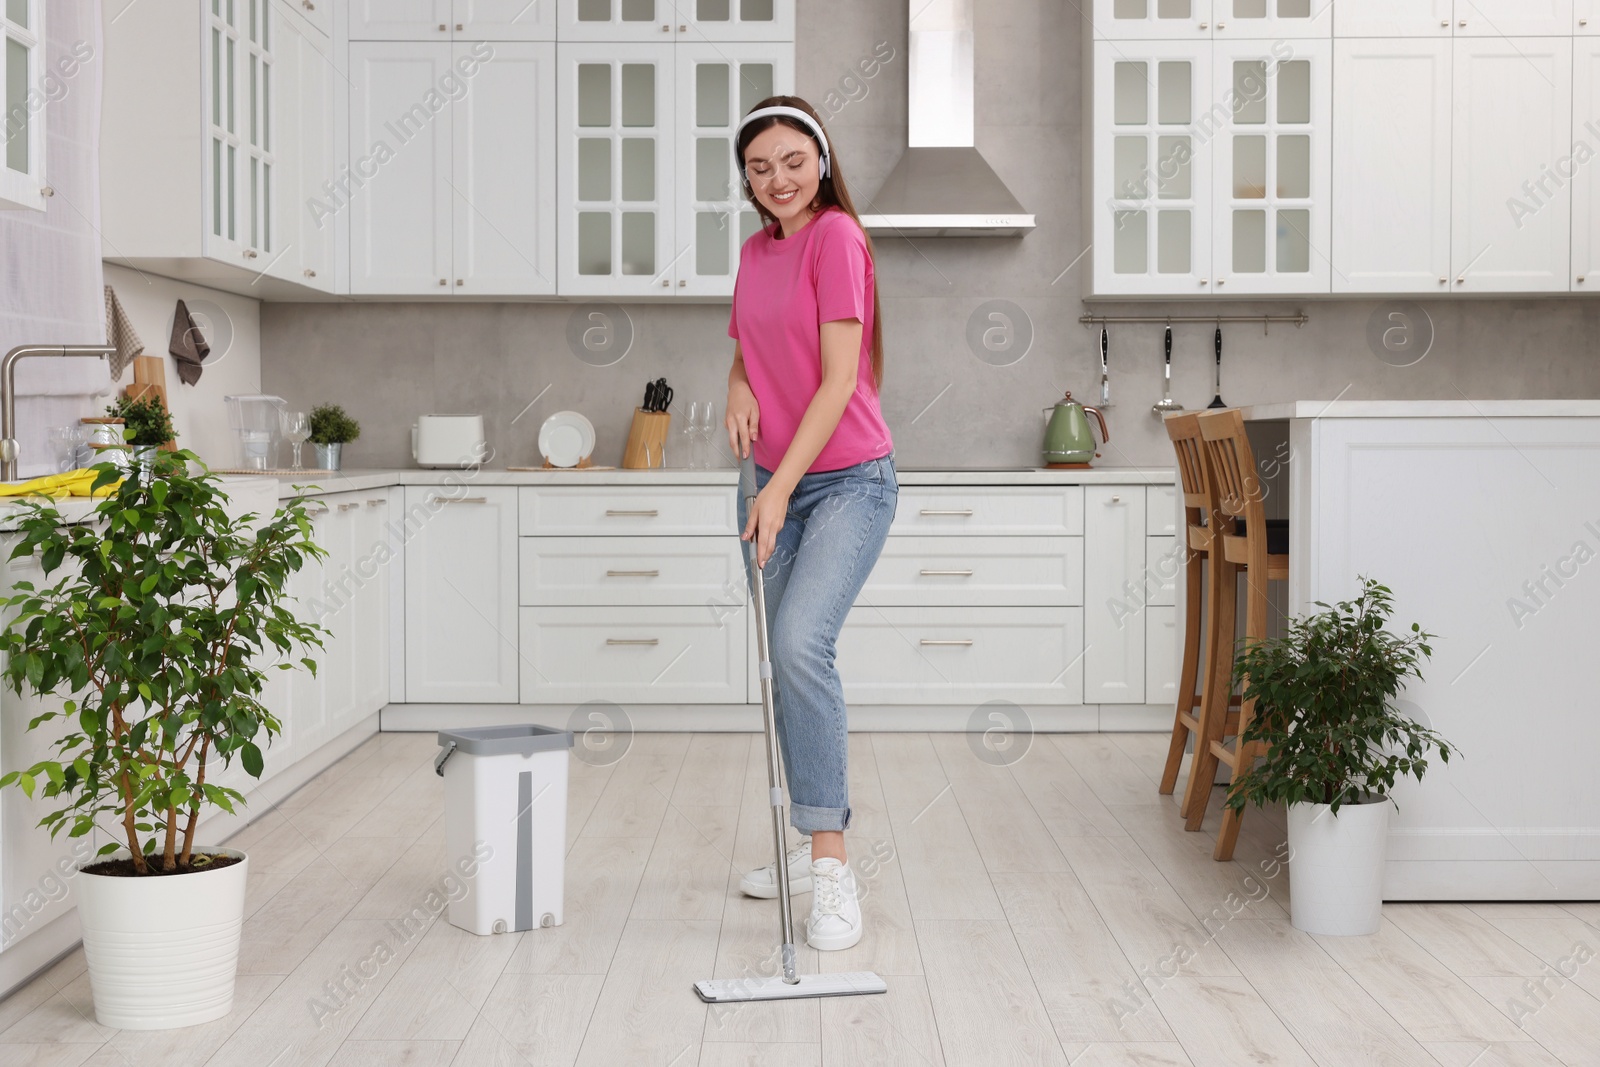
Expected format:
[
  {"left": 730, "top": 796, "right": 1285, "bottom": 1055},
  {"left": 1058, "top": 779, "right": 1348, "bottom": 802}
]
[
  {"left": 805, "top": 858, "right": 864, "bottom": 951},
  {"left": 739, "top": 838, "right": 812, "bottom": 898}
]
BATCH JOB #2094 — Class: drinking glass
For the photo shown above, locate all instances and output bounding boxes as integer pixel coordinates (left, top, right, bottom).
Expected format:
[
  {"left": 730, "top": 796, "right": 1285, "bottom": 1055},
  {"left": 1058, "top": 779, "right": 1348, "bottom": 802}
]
[
  {"left": 697, "top": 401, "right": 717, "bottom": 468},
  {"left": 47, "top": 425, "right": 79, "bottom": 472},
  {"left": 280, "top": 410, "right": 310, "bottom": 470},
  {"left": 680, "top": 401, "right": 700, "bottom": 469}
]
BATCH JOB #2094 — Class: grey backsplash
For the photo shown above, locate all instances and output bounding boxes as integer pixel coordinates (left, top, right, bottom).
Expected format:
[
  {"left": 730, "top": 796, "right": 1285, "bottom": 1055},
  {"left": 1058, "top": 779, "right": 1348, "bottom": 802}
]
[{"left": 261, "top": 1, "right": 1600, "bottom": 472}]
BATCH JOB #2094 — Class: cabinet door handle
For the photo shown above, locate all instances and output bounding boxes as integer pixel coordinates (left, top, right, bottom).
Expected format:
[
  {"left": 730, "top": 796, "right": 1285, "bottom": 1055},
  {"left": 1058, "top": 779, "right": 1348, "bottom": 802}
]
[
  {"left": 920, "top": 639, "right": 974, "bottom": 647},
  {"left": 919, "top": 509, "right": 974, "bottom": 517},
  {"left": 366, "top": 499, "right": 386, "bottom": 508},
  {"left": 607, "top": 637, "right": 660, "bottom": 646},
  {"left": 439, "top": 23, "right": 448, "bottom": 31},
  {"left": 439, "top": 496, "right": 488, "bottom": 505},
  {"left": 1106, "top": 494, "right": 1123, "bottom": 504},
  {"left": 243, "top": 248, "right": 259, "bottom": 259},
  {"left": 305, "top": 504, "right": 329, "bottom": 516},
  {"left": 338, "top": 502, "right": 359, "bottom": 511},
  {"left": 920, "top": 569, "right": 974, "bottom": 577},
  {"left": 606, "top": 569, "right": 660, "bottom": 578},
  {"left": 606, "top": 509, "right": 659, "bottom": 517},
  {"left": 302, "top": 0, "right": 315, "bottom": 9},
  {"left": 304, "top": 268, "right": 317, "bottom": 278}
]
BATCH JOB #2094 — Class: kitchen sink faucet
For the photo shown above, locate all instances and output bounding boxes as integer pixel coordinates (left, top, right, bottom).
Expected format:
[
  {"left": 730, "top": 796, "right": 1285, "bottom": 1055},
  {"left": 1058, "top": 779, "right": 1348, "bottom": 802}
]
[{"left": 1, "top": 344, "right": 115, "bottom": 482}]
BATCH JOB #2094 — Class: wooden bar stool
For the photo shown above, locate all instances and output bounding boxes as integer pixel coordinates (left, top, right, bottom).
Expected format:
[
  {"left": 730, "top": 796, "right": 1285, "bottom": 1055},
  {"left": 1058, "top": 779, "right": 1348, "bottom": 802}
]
[
  {"left": 1187, "top": 407, "right": 1289, "bottom": 861},
  {"left": 1157, "top": 413, "right": 1240, "bottom": 819}
]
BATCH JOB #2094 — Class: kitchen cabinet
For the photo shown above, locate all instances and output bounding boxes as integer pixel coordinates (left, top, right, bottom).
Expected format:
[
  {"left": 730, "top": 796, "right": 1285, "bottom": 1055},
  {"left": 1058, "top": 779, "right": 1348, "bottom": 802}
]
[
  {"left": 1210, "top": 38, "right": 1332, "bottom": 294},
  {"left": 1146, "top": 607, "right": 1178, "bottom": 706},
  {"left": 348, "top": 0, "right": 557, "bottom": 41},
  {"left": 285, "top": 0, "right": 332, "bottom": 38},
  {"left": 1333, "top": 0, "right": 1453, "bottom": 37},
  {"left": 1573, "top": 38, "right": 1600, "bottom": 290},
  {"left": 0, "top": 0, "right": 44, "bottom": 211},
  {"left": 1212, "top": 0, "right": 1331, "bottom": 39},
  {"left": 557, "top": 0, "right": 794, "bottom": 43},
  {"left": 1092, "top": 41, "right": 1214, "bottom": 295},
  {"left": 1083, "top": 486, "right": 1147, "bottom": 705},
  {"left": 1452, "top": 38, "right": 1573, "bottom": 292},
  {"left": 205, "top": 0, "right": 278, "bottom": 270},
  {"left": 404, "top": 486, "right": 520, "bottom": 703},
  {"left": 269, "top": 2, "right": 336, "bottom": 291},
  {"left": 1331, "top": 38, "right": 1453, "bottom": 293},
  {"left": 519, "top": 606, "right": 747, "bottom": 703},
  {"left": 1092, "top": 0, "right": 1214, "bottom": 40},
  {"left": 1455, "top": 0, "right": 1573, "bottom": 36},
  {"left": 348, "top": 41, "right": 556, "bottom": 295}
]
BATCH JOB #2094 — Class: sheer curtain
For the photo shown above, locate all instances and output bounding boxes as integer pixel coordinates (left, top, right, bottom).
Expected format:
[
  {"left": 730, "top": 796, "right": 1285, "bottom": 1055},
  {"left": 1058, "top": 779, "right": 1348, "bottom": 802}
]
[{"left": 0, "top": 1, "right": 110, "bottom": 478}]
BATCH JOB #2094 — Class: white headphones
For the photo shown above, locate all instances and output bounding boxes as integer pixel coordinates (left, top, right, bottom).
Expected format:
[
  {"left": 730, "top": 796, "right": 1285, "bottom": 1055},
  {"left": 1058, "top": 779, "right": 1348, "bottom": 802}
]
[{"left": 735, "top": 106, "right": 832, "bottom": 185}]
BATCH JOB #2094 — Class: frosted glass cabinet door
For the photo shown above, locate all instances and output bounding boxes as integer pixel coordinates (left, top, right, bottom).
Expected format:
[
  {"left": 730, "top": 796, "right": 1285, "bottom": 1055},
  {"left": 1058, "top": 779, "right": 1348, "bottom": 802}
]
[
  {"left": 679, "top": 0, "right": 795, "bottom": 42},
  {"left": 1452, "top": 38, "right": 1572, "bottom": 293},
  {"left": 556, "top": 0, "right": 676, "bottom": 41},
  {"left": 1331, "top": 39, "right": 1452, "bottom": 293},
  {"left": 347, "top": 0, "right": 452, "bottom": 40},
  {"left": 1573, "top": 40, "right": 1600, "bottom": 290},
  {"left": 1209, "top": 39, "right": 1332, "bottom": 294},
  {"left": 454, "top": 0, "right": 558, "bottom": 39},
  {"left": 452, "top": 42, "right": 557, "bottom": 294},
  {"left": 348, "top": 43, "right": 455, "bottom": 294},
  {"left": 1091, "top": 0, "right": 1213, "bottom": 39},
  {"left": 1332, "top": 0, "right": 1453, "bottom": 36},
  {"left": 675, "top": 43, "right": 792, "bottom": 296},
  {"left": 558, "top": 43, "right": 673, "bottom": 296},
  {"left": 1092, "top": 41, "right": 1213, "bottom": 295},
  {"left": 1455, "top": 0, "right": 1573, "bottom": 36},
  {"left": 1213, "top": 0, "right": 1331, "bottom": 38}
]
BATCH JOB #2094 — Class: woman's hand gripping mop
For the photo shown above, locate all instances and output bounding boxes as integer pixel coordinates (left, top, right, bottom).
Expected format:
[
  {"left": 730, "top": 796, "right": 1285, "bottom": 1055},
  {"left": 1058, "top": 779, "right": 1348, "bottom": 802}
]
[{"left": 693, "top": 456, "right": 887, "bottom": 1004}]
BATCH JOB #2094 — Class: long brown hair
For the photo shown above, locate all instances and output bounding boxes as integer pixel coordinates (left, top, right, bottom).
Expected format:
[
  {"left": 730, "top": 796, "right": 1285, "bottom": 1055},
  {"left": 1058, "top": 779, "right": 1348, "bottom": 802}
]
[{"left": 736, "top": 95, "right": 884, "bottom": 391}]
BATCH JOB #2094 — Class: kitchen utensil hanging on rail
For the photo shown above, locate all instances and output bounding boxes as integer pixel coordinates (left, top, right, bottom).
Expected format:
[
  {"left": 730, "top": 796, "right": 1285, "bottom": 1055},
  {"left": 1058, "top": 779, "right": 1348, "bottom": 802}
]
[
  {"left": 1208, "top": 324, "right": 1226, "bottom": 409},
  {"left": 1099, "top": 327, "right": 1112, "bottom": 407},
  {"left": 1151, "top": 324, "right": 1183, "bottom": 419}
]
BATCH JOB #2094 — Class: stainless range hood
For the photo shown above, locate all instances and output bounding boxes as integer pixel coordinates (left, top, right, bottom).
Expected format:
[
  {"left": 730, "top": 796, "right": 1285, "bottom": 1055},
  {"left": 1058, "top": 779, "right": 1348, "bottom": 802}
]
[{"left": 858, "top": 0, "right": 1034, "bottom": 238}]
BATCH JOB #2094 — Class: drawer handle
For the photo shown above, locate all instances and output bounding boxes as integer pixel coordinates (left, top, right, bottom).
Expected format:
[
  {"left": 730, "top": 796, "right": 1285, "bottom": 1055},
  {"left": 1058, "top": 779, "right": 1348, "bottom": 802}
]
[
  {"left": 305, "top": 504, "right": 329, "bottom": 516},
  {"left": 920, "top": 509, "right": 974, "bottom": 517},
  {"left": 606, "top": 569, "right": 661, "bottom": 578},
  {"left": 338, "top": 502, "right": 359, "bottom": 512},
  {"left": 606, "top": 509, "right": 660, "bottom": 517},
  {"left": 606, "top": 638, "right": 660, "bottom": 646},
  {"left": 439, "top": 496, "right": 488, "bottom": 505},
  {"left": 366, "top": 499, "right": 385, "bottom": 508},
  {"left": 920, "top": 639, "right": 974, "bottom": 647},
  {"left": 920, "top": 569, "right": 974, "bottom": 577},
  {"left": 1106, "top": 495, "right": 1123, "bottom": 504}
]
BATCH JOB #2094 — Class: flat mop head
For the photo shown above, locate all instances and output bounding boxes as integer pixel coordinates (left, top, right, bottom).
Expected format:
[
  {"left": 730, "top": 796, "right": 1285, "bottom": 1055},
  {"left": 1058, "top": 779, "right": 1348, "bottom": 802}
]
[{"left": 694, "top": 972, "right": 888, "bottom": 1003}]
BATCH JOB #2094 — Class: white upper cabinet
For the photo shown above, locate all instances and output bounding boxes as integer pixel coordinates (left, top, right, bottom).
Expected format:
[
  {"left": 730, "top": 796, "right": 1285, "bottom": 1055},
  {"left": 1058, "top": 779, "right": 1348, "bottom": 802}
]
[
  {"left": 676, "top": 0, "right": 795, "bottom": 42},
  {"left": 1213, "top": 0, "right": 1331, "bottom": 38},
  {"left": 348, "top": 43, "right": 456, "bottom": 294},
  {"left": 1574, "top": 38, "right": 1600, "bottom": 289},
  {"left": 1334, "top": 0, "right": 1453, "bottom": 36},
  {"left": 558, "top": 44, "right": 675, "bottom": 295},
  {"left": 1332, "top": 38, "right": 1452, "bottom": 293},
  {"left": 455, "top": 0, "right": 560, "bottom": 39},
  {"left": 1452, "top": 38, "right": 1572, "bottom": 292},
  {"left": 267, "top": 1, "right": 335, "bottom": 291},
  {"left": 204, "top": 0, "right": 279, "bottom": 268},
  {"left": 452, "top": 42, "right": 558, "bottom": 294},
  {"left": 1455, "top": 0, "right": 1573, "bottom": 36},
  {"left": 1210, "top": 39, "right": 1332, "bottom": 293},
  {"left": 557, "top": 0, "right": 679, "bottom": 41},
  {"left": 0, "top": 0, "right": 45, "bottom": 210},
  {"left": 348, "top": 0, "right": 451, "bottom": 40},
  {"left": 285, "top": 0, "right": 332, "bottom": 37},
  {"left": 1093, "top": 41, "right": 1214, "bottom": 295},
  {"left": 674, "top": 43, "right": 790, "bottom": 296},
  {"left": 1093, "top": 0, "right": 1214, "bottom": 39},
  {"left": 350, "top": 0, "right": 554, "bottom": 40}
]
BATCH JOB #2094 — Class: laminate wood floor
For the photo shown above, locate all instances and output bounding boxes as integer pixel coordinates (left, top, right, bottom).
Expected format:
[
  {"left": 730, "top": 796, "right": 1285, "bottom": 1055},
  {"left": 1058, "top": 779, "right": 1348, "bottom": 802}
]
[{"left": 4, "top": 730, "right": 1597, "bottom": 1067}]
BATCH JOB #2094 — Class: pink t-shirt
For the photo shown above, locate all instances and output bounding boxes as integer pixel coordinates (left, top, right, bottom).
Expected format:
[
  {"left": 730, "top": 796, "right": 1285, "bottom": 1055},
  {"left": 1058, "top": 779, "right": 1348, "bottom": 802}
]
[{"left": 728, "top": 207, "right": 894, "bottom": 474}]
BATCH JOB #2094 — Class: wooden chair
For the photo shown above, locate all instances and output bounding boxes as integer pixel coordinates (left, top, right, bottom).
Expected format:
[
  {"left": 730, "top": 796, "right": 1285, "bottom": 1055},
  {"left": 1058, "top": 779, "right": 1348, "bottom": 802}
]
[
  {"left": 1187, "top": 407, "right": 1289, "bottom": 861},
  {"left": 1157, "top": 413, "right": 1240, "bottom": 819}
]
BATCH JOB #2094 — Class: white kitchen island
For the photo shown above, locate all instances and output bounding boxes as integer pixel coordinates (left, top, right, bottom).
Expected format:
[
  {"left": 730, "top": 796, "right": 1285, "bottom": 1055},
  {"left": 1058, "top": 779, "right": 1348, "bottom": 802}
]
[{"left": 1243, "top": 401, "right": 1600, "bottom": 901}]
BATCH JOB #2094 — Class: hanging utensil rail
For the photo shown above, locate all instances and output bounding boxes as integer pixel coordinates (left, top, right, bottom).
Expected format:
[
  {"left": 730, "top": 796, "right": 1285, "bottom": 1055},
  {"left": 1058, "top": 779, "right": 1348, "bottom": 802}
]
[{"left": 1078, "top": 312, "right": 1308, "bottom": 335}]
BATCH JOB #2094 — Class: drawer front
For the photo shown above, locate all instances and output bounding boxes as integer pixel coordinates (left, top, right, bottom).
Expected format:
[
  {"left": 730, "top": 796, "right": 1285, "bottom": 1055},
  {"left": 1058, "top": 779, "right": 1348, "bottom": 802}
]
[
  {"left": 835, "top": 607, "right": 1084, "bottom": 705},
  {"left": 1146, "top": 484, "right": 1177, "bottom": 535},
  {"left": 519, "top": 536, "right": 743, "bottom": 606},
  {"left": 891, "top": 486, "right": 1083, "bottom": 536},
  {"left": 519, "top": 486, "right": 737, "bottom": 536},
  {"left": 1146, "top": 536, "right": 1179, "bottom": 607},
  {"left": 860, "top": 536, "right": 1084, "bottom": 607},
  {"left": 519, "top": 606, "right": 746, "bottom": 704}
]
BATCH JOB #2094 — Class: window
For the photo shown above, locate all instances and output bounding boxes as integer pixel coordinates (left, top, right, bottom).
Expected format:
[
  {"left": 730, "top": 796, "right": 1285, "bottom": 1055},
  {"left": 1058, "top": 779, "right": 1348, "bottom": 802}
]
[{"left": 0, "top": 0, "right": 44, "bottom": 210}]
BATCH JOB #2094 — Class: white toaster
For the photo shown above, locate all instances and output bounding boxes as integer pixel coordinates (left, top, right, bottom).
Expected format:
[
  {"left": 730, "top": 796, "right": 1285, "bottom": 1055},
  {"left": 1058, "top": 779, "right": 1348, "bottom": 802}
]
[{"left": 412, "top": 414, "right": 487, "bottom": 468}]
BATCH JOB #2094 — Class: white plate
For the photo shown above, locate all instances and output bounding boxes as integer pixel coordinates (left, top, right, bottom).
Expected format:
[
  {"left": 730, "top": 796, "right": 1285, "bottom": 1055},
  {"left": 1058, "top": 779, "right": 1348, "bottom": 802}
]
[{"left": 539, "top": 410, "right": 595, "bottom": 468}]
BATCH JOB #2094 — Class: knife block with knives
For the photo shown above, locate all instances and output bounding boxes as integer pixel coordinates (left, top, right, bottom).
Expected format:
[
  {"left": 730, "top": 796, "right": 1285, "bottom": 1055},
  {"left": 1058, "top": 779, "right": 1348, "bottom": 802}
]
[{"left": 622, "top": 409, "right": 670, "bottom": 468}]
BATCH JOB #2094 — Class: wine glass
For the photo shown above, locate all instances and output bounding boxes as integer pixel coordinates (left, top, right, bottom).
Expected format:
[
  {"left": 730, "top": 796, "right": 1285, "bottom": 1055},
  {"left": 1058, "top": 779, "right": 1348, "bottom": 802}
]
[
  {"left": 279, "top": 410, "right": 310, "bottom": 470},
  {"left": 696, "top": 401, "right": 716, "bottom": 468},
  {"left": 680, "top": 401, "right": 700, "bottom": 469}
]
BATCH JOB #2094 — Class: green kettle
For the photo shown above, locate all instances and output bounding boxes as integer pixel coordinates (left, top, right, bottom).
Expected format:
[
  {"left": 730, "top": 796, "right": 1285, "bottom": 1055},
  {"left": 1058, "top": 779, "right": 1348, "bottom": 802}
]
[{"left": 1042, "top": 390, "right": 1110, "bottom": 467}]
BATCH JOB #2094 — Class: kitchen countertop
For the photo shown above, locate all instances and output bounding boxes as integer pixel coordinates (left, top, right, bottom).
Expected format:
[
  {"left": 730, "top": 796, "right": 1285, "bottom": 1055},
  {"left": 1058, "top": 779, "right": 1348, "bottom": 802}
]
[
  {"left": 1242, "top": 399, "right": 1600, "bottom": 420},
  {"left": 260, "top": 466, "right": 1176, "bottom": 499}
]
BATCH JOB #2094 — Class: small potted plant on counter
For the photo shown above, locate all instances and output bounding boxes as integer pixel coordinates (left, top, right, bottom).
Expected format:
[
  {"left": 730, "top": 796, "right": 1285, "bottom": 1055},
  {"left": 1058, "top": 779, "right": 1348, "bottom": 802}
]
[
  {"left": 1224, "top": 577, "right": 1453, "bottom": 936},
  {"left": 308, "top": 403, "right": 360, "bottom": 470},
  {"left": 104, "top": 392, "right": 176, "bottom": 472},
  {"left": 0, "top": 451, "right": 326, "bottom": 1029}
]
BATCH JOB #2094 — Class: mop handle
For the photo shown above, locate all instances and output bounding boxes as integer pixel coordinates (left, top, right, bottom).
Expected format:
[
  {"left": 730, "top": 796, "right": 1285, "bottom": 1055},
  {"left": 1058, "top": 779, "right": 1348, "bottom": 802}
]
[{"left": 739, "top": 452, "right": 759, "bottom": 509}]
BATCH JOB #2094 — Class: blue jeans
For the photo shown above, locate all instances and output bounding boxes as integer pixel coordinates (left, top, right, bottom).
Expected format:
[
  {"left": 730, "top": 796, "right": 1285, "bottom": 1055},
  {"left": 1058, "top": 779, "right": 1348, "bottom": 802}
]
[{"left": 737, "top": 453, "right": 898, "bottom": 833}]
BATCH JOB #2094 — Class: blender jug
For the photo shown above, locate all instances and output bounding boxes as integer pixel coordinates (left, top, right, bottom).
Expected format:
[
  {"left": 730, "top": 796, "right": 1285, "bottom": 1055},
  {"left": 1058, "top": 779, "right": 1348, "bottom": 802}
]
[{"left": 224, "top": 394, "right": 287, "bottom": 470}]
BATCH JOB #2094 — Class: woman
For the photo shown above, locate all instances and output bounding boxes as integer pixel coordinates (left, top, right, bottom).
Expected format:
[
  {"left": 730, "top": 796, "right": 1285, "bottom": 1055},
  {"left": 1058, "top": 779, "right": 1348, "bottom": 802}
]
[{"left": 724, "top": 96, "right": 896, "bottom": 952}]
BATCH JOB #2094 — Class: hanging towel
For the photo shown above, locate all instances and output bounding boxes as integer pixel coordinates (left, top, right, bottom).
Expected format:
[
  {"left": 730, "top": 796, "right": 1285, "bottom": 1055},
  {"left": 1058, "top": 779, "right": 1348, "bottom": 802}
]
[
  {"left": 103, "top": 285, "right": 144, "bottom": 379},
  {"left": 168, "top": 299, "right": 209, "bottom": 386}
]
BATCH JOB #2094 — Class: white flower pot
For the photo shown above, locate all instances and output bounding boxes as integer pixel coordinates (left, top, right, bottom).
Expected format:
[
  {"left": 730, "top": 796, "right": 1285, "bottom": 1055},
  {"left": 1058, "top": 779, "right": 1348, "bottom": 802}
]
[
  {"left": 1287, "top": 797, "right": 1391, "bottom": 936},
  {"left": 74, "top": 847, "right": 249, "bottom": 1029}
]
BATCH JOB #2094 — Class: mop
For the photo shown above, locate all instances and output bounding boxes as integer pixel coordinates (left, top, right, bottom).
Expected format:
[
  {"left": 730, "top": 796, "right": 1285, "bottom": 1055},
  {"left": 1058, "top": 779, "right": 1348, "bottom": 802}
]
[{"left": 693, "top": 456, "right": 888, "bottom": 1004}]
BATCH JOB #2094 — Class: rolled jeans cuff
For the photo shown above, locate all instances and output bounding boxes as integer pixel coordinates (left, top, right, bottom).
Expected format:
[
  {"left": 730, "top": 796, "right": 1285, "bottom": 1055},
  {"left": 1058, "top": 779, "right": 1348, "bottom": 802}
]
[{"left": 789, "top": 801, "right": 851, "bottom": 834}]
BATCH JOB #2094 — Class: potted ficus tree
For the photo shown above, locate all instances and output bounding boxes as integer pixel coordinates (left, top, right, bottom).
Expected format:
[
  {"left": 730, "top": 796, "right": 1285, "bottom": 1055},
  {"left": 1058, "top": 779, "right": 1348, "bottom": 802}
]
[
  {"left": 1224, "top": 577, "right": 1454, "bottom": 936},
  {"left": 308, "top": 403, "right": 360, "bottom": 471},
  {"left": 0, "top": 451, "right": 325, "bottom": 1028}
]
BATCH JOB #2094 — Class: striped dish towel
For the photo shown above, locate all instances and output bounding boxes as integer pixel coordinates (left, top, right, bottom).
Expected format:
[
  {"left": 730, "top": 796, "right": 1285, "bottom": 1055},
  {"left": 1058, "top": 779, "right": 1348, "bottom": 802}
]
[{"left": 104, "top": 285, "right": 144, "bottom": 379}]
